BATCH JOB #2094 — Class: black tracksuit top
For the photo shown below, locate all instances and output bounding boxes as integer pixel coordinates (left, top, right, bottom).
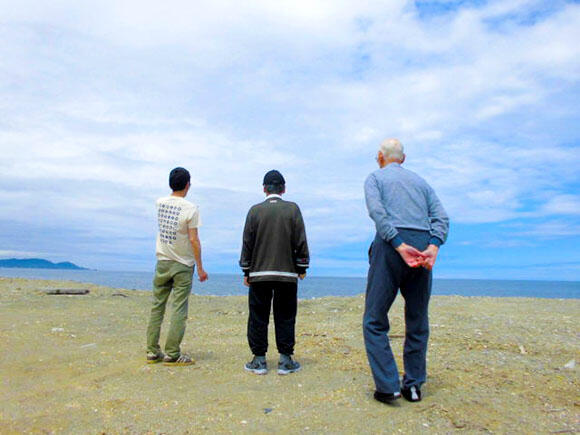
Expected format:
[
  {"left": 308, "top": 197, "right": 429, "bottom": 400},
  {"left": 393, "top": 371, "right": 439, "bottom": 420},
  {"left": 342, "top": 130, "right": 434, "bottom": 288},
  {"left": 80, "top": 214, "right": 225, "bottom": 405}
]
[{"left": 239, "top": 195, "right": 310, "bottom": 283}]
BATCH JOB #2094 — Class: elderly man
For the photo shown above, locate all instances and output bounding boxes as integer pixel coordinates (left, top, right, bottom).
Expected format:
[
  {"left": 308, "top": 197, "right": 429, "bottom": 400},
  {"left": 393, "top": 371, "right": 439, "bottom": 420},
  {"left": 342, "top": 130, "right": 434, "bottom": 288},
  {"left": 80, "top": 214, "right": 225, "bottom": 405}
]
[{"left": 363, "top": 139, "right": 449, "bottom": 404}]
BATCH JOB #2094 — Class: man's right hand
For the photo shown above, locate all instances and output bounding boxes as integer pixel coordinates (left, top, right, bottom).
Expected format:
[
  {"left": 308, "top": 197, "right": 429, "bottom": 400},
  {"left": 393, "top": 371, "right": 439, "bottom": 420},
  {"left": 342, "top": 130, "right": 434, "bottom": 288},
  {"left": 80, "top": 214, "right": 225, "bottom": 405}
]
[
  {"left": 198, "top": 268, "right": 209, "bottom": 282},
  {"left": 420, "top": 244, "right": 439, "bottom": 270},
  {"left": 299, "top": 273, "right": 306, "bottom": 280},
  {"left": 395, "top": 243, "right": 425, "bottom": 268}
]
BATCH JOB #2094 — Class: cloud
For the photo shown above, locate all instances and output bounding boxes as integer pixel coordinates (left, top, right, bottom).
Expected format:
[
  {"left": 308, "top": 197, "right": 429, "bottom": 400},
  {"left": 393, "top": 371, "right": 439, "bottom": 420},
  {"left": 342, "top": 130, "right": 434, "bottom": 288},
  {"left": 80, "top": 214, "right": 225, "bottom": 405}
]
[
  {"left": 0, "top": 250, "right": 49, "bottom": 259},
  {"left": 511, "top": 220, "right": 580, "bottom": 239},
  {"left": 541, "top": 194, "right": 580, "bottom": 216},
  {"left": 0, "top": 0, "right": 578, "bottom": 275}
]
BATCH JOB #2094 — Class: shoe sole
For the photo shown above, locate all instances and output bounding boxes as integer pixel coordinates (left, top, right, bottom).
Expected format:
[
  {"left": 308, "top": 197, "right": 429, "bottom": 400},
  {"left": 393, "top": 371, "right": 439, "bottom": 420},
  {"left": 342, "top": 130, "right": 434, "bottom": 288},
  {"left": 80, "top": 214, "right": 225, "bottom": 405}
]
[
  {"left": 244, "top": 366, "right": 268, "bottom": 375},
  {"left": 146, "top": 359, "right": 162, "bottom": 364},
  {"left": 163, "top": 361, "right": 195, "bottom": 366},
  {"left": 374, "top": 393, "right": 401, "bottom": 404},
  {"left": 402, "top": 396, "right": 421, "bottom": 402},
  {"left": 277, "top": 366, "right": 301, "bottom": 375}
]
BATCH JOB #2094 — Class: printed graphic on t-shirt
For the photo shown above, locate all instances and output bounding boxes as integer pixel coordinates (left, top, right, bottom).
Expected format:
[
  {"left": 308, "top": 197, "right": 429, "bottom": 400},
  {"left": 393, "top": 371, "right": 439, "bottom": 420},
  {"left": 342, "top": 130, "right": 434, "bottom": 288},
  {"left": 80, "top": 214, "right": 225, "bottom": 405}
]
[{"left": 157, "top": 203, "right": 182, "bottom": 245}]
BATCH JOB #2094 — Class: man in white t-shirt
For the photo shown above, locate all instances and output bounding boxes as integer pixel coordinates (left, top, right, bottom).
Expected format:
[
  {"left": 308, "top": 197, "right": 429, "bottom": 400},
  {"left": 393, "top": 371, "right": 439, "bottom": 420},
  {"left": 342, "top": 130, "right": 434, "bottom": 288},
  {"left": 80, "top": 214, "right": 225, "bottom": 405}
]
[{"left": 146, "top": 167, "right": 208, "bottom": 366}]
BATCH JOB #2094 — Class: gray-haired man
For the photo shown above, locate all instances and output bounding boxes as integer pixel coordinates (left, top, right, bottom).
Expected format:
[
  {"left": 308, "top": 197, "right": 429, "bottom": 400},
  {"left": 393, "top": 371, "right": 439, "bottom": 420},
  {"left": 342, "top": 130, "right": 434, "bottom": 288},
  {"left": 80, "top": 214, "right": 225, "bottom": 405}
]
[{"left": 363, "top": 139, "right": 449, "bottom": 404}]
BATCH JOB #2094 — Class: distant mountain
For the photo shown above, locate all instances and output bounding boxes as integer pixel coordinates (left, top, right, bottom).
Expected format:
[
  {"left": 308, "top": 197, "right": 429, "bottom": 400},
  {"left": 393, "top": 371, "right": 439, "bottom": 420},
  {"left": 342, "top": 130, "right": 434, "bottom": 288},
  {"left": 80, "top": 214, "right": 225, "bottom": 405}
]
[{"left": 0, "top": 258, "right": 88, "bottom": 270}]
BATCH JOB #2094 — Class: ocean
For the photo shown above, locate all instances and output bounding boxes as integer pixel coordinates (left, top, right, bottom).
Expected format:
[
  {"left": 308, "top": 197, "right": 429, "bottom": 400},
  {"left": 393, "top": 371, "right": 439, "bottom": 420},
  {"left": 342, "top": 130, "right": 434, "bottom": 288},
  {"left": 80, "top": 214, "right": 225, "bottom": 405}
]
[{"left": 0, "top": 268, "right": 578, "bottom": 299}]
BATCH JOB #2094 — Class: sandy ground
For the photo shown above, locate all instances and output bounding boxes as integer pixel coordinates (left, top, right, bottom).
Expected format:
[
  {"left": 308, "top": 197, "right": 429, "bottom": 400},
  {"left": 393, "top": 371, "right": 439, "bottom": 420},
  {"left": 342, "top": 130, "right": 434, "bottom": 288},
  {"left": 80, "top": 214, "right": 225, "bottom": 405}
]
[{"left": 0, "top": 277, "right": 578, "bottom": 434}]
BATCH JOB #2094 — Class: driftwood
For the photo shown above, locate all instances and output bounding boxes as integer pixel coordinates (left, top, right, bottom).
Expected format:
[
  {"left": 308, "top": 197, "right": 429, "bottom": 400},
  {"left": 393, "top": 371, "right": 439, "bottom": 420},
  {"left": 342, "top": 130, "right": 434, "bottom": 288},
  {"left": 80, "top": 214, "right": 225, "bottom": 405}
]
[
  {"left": 112, "top": 293, "right": 128, "bottom": 298},
  {"left": 44, "top": 289, "right": 90, "bottom": 295}
]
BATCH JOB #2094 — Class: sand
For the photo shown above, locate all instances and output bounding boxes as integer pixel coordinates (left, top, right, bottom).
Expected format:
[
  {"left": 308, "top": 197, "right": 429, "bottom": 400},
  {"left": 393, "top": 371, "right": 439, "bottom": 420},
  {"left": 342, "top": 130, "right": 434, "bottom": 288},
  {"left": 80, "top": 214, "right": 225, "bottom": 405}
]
[{"left": 0, "top": 277, "right": 578, "bottom": 434}]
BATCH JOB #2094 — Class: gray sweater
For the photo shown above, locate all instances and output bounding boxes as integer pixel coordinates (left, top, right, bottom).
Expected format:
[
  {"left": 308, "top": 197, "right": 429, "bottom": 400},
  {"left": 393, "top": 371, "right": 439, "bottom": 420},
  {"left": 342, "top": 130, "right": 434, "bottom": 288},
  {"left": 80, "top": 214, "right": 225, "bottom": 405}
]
[
  {"left": 240, "top": 195, "right": 310, "bottom": 283},
  {"left": 364, "top": 163, "right": 449, "bottom": 247}
]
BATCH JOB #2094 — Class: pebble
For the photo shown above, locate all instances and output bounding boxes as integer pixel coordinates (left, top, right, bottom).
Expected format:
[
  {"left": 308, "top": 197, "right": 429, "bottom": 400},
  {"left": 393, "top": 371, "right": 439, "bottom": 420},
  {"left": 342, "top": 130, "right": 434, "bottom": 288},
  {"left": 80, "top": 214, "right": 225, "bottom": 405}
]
[
  {"left": 563, "top": 359, "right": 575, "bottom": 369},
  {"left": 51, "top": 327, "right": 64, "bottom": 332}
]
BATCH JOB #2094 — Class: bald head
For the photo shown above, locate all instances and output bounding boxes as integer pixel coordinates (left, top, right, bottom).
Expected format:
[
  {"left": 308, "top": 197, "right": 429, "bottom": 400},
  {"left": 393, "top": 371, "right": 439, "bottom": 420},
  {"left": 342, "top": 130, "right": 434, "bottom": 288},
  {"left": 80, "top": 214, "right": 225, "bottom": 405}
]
[{"left": 379, "top": 138, "right": 405, "bottom": 162}]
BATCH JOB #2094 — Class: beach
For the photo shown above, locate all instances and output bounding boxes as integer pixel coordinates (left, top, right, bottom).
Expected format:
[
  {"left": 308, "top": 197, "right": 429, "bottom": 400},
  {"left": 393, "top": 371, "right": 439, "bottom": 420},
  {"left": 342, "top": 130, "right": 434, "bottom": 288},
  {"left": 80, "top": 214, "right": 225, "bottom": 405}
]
[{"left": 1, "top": 277, "right": 578, "bottom": 434}]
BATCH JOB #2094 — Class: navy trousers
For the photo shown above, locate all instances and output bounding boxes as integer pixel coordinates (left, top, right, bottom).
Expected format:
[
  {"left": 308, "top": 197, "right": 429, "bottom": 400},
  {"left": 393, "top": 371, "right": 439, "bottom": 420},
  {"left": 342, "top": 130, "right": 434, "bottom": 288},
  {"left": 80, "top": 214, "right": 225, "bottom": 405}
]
[{"left": 363, "top": 229, "right": 432, "bottom": 394}]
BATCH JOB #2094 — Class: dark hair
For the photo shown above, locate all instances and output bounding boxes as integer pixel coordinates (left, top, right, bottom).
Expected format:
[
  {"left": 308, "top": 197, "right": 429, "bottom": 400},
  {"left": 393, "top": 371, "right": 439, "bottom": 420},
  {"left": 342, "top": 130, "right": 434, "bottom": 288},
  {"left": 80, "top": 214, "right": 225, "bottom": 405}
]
[
  {"left": 265, "top": 184, "right": 285, "bottom": 194},
  {"left": 169, "top": 167, "right": 190, "bottom": 191}
]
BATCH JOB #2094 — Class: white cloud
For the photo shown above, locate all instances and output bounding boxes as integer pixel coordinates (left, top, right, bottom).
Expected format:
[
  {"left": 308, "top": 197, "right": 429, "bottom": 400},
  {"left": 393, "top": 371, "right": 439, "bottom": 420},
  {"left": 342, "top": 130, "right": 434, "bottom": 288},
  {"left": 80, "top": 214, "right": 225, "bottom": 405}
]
[
  {"left": 0, "top": 250, "right": 49, "bottom": 259},
  {"left": 541, "top": 194, "right": 580, "bottom": 216},
  {"left": 0, "top": 0, "right": 578, "bottom": 271},
  {"left": 511, "top": 220, "right": 580, "bottom": 239}
]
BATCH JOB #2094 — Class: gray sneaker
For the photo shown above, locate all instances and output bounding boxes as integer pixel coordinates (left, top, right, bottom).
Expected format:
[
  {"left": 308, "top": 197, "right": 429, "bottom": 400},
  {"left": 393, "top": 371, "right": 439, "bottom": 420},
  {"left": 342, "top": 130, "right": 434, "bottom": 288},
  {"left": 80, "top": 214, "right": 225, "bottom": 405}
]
[
  {"left": 244, "top": 355, "right": 268, "bottom": 375},
  {"left": 278, "top": 354, "right": 301, "bottom": 375}
]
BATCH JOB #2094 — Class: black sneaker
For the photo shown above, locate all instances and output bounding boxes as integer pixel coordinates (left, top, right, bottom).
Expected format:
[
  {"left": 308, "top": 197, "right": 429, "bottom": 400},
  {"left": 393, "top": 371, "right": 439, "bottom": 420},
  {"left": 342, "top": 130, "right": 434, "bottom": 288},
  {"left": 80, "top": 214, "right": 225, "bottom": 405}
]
[
  {"left": 373, "top": 391, "right": 401, "bottom": 404},
  {"left": 244, "top": 356, "right": 268, "bottom": 375},
  {"left": 401, "top": 385, "right": 422, "bottom": 402},
  {"left": 278, "top": 354, "right": 301, "bottom": 375}
]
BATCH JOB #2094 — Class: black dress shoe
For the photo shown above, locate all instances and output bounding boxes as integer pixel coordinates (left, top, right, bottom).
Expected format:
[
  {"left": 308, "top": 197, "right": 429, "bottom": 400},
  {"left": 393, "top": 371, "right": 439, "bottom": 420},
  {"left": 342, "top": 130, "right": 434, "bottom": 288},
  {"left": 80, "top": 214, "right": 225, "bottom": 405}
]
[
  {"left": 401, "top": 385, "right": 422, "bottom": 402},
  {"left": 373, "top": 390, "right": 401, "bottom": 404}
]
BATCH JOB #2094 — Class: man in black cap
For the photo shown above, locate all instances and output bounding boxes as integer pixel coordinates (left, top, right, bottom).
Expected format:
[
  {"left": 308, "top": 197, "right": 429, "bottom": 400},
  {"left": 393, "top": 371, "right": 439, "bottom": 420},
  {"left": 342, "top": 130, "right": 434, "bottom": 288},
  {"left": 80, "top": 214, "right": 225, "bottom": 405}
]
[{"left": 240, "top": 170, "right": 310, "bottom": 375}]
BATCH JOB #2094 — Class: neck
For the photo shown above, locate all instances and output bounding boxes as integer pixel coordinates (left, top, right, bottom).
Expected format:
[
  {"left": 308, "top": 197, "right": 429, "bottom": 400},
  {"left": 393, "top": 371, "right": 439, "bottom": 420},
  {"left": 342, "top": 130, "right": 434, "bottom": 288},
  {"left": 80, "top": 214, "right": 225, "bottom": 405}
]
[
  {"left": 381, "top": 159, "right": 401, "bottom": 168},
  {"left": 171, "top": 190, "right": 187, "bottom": 198}
]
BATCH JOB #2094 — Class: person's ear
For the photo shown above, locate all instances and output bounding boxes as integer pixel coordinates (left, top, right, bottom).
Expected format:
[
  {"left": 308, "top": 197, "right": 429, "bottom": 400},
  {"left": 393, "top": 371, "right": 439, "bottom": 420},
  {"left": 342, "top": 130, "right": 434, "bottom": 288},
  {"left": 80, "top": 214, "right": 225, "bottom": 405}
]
[{"left": 263, "top": 186, "right": 268, "bottom": 194}]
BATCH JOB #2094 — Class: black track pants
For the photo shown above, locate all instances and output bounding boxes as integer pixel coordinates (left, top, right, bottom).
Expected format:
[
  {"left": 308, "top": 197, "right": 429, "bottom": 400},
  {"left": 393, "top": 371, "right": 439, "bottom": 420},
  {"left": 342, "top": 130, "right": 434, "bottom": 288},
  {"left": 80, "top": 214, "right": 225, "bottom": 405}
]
[{"left": 247, "top": 280, "right": 298, "bottom": 356}]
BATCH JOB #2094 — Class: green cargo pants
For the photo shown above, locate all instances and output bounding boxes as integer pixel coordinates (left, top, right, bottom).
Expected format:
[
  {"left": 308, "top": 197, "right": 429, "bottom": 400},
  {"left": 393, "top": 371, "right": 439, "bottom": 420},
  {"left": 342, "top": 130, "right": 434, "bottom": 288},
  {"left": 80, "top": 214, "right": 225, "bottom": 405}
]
[{"left": 146, "top": 260, "right": 194, "bottom": 359}]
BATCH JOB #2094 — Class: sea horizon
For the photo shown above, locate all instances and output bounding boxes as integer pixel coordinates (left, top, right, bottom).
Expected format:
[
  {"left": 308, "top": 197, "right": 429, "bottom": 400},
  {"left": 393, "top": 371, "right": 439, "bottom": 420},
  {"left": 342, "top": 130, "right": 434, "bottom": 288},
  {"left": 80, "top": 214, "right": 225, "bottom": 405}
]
[{"left": 1, "top": 267, "right": 578, "bottom": 299}]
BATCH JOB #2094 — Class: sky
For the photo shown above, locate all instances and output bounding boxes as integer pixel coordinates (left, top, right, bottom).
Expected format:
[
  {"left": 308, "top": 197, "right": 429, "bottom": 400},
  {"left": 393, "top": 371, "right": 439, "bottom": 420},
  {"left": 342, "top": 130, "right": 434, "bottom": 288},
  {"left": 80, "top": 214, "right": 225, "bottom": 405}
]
[{"left": 0, "top": 0, "right": 579, "bottom": 280}]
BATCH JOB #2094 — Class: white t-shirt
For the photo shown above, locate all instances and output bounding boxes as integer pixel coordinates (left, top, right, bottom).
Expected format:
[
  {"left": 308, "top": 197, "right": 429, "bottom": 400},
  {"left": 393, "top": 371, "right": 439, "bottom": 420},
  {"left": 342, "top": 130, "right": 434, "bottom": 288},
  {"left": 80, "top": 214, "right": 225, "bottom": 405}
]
[{"left": 155, "top": 195, "right": 202, "bottom": 267}]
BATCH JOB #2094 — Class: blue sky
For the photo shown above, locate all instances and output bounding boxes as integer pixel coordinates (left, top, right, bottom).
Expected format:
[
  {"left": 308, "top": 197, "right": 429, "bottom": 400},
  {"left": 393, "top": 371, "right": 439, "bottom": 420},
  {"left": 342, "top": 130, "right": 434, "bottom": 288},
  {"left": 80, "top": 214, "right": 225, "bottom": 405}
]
[{"left": 0, "top": 0, "right": 579, "bottom": 280}]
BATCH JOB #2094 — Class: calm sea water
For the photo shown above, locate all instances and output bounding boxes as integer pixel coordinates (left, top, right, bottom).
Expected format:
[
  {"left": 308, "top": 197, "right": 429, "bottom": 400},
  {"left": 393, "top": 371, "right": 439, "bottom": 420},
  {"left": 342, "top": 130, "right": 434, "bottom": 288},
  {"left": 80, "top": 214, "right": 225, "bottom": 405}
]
[{"left": 0, "top": 268, "right": 578, "bottom": 299}]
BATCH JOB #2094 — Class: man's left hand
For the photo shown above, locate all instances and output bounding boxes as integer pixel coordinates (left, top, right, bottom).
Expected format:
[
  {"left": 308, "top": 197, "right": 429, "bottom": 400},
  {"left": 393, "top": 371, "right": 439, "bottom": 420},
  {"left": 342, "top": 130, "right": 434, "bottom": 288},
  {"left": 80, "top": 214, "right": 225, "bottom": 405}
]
[
  {"left": 243, "top": 276, "right": 250, "bottom": 287},
  {"left": 395, "top": 243, "right": 425, "bottom": 268},
  {"left": 198, "top": 268, "right": 209, "bottom": 282},
  {"left": 421, "top": 244, "right": 439, "bottom": 270}
]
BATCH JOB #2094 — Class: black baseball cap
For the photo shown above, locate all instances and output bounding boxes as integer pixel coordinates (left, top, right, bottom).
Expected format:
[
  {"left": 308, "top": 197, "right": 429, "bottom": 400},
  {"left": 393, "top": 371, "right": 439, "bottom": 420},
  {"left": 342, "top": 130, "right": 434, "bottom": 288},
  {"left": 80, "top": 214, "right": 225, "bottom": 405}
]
[{"left": 263, "top": 169, "right": 285, "bottom": 185}]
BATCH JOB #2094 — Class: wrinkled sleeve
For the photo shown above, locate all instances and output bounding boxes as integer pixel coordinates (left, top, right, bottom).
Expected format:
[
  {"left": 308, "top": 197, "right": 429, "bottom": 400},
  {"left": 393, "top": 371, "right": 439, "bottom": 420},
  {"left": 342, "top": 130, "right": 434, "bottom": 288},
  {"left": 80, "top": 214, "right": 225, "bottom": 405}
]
[
  {"left": 239, "top": 208, "right": 254, "bottom": 277},
  {"left": 187, "top": 205, "right": 201, "bottom": 229},
  {"left": 293, "top": 205, "right": 310, "bottom": 274},
  {"left": 364, "top": 173, "right": 402, "bottom": 247},
  {"left": 426, "top": 186, "right": 449, "bottom": 246}
]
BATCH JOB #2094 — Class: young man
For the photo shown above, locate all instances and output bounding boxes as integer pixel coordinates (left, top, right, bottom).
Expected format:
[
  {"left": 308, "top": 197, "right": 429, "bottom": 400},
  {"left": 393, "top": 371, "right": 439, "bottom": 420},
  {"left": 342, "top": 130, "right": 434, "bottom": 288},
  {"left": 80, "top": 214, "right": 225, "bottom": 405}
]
[
  {"left": 146, "top": 167, "right": 208, "bottom": 366},
  {"left": 363, "top": 139, "right": 449, "bottom": 404},
  {"left": 240, "top": 170, "right": 309, "bottom": 375}
]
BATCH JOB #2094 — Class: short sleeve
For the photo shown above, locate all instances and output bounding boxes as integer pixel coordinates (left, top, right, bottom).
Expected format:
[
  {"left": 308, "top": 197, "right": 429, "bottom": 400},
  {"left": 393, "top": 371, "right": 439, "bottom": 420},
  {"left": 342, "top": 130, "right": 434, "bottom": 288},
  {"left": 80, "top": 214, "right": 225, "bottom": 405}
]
[{"left": 187, "top": 205, "right": 201, "bottom": 229}]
